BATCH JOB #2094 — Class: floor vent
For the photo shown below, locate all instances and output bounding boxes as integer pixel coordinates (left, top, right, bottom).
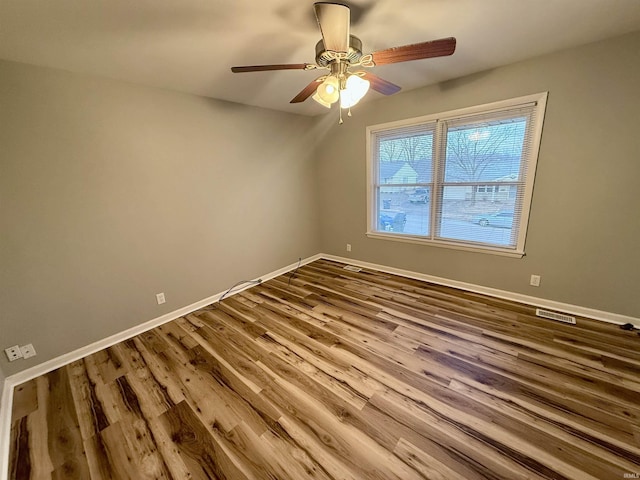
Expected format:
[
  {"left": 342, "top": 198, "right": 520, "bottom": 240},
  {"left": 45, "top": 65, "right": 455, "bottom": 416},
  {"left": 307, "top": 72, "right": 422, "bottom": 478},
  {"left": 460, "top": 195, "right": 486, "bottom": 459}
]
[
  {"left": 536, "top": 308, "right": 576, "bottom": 324},
  {"left": 343, "top": 265, "right": 362, "bottom": 273}
]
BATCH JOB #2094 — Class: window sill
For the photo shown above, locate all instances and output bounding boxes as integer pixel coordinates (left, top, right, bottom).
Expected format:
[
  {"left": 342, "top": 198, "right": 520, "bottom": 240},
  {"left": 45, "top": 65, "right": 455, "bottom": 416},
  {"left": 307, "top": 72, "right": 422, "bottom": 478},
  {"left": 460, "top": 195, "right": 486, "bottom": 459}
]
[{"left": 365, "top": 231, "right": 525, "bottom": 258}]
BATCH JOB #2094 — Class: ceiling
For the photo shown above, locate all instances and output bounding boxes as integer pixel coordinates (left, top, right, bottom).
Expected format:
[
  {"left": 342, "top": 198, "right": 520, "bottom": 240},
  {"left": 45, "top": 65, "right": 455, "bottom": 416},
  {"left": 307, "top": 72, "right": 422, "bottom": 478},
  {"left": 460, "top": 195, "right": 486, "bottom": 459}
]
[{"left": 2, "top": 0, "right": 640, "bottom": 116}]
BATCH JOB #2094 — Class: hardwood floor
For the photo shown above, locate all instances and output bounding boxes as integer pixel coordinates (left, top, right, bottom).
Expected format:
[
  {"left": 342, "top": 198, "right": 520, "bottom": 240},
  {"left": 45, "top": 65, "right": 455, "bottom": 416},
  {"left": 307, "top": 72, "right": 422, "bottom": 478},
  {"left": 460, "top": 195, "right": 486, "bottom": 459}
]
[{"left": 8, "top": 259, "right": 640, "bottom": 479}]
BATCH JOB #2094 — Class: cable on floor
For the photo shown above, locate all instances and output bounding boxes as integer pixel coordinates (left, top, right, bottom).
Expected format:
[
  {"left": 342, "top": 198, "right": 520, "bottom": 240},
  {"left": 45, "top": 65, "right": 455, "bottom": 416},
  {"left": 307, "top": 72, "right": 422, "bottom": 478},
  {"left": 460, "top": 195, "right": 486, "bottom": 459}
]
[
  {"left": 288, "top": 257, "right": 302, "bottom": 286},
  {"left": 218, "top": 278, "right": 262, "bottom": 303}
]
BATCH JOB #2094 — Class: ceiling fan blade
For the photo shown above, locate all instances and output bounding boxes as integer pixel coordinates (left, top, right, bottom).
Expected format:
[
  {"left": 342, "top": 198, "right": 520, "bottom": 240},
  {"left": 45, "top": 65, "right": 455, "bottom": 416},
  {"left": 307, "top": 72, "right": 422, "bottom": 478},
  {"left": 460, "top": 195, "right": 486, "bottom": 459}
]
[
  {"left": 314, "top": 2, "right": 350, "bottom": 52},
  {"left": 231, "top": 63, "right": 311, "bottom": 73},
  {"left": 371, "top": 37, "right": 456, "bottom": 66},
  {"left": 290, "top": 76, "right": 324, "bottom": 103},
  {"left": 360, "top": 72, "right": 401, "bottom": 95}
]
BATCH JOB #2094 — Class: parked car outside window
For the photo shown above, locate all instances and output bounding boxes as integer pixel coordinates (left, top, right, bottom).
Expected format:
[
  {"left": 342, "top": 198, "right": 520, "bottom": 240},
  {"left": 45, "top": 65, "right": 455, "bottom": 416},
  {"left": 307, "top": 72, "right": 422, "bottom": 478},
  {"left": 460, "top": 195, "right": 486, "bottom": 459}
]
[
  {"left": 472, "top": 211, "right": 514, "bottom": 228},
  {"left": 409, "top": 188, "right": 429, "bottom": 203}
]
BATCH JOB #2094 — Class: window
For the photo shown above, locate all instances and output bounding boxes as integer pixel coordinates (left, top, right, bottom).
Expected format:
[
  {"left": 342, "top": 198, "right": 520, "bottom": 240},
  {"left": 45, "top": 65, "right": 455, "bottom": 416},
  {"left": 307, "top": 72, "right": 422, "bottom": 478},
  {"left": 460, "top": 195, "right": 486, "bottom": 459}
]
[{"left": 366, "top": 93, "right": 547, "bottom": 257}]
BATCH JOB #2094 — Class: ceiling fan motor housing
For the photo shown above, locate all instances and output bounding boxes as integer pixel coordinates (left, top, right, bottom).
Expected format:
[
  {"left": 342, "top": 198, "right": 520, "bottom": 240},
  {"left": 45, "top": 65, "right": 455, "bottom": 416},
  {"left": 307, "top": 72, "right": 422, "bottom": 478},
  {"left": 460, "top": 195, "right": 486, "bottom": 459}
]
[{"left": 315, "top": 35, "right": 363, "bottom": 67}]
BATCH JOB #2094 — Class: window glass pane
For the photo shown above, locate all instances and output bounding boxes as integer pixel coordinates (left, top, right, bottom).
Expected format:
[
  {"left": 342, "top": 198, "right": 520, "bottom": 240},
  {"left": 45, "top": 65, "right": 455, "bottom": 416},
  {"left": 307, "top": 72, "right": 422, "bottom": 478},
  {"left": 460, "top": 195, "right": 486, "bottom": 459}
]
[
  {"left": 444, "top": 118, "right": 527, "bottom": 183},
  {"left": 377, "top": 186, "right": 430, "bottom": 235},
  {"left": 404, "top": 186, "right": 430, "bottom": 236},
  {"left": 438, "top": 186, "right": 518, "bottom": 247},
  {"left": 378, "top": 133, "right": 433, "bottom": 184}
]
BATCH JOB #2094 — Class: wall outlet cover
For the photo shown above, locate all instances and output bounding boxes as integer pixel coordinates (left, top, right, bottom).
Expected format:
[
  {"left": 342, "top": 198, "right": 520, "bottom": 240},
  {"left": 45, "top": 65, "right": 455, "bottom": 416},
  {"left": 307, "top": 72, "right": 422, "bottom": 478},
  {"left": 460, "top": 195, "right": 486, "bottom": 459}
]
[
  {"left": 20, "top": 343, "right": 37, "bottom": 359},
  {"left": 5, "top": 345, "right": 23, "bottom": 361}
]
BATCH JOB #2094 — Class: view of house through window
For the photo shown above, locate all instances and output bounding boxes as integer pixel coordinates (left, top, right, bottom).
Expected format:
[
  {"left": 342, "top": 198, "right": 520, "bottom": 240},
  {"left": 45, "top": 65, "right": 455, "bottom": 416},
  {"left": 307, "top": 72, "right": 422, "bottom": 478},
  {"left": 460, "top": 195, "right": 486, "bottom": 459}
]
[
  {"left": 377, "top": 127, "right": 434, "bottom": 236},
  {"left": 367, "top": 93, "right": 547, "bottom": 256}
]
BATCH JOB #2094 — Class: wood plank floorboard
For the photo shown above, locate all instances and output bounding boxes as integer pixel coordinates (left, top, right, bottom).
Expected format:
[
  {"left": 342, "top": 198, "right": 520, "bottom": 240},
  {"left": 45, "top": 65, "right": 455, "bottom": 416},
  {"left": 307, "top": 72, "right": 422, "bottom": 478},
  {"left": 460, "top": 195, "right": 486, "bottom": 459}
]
[{"left": 8, "top": 258, "right": 640, "bottom": 479}]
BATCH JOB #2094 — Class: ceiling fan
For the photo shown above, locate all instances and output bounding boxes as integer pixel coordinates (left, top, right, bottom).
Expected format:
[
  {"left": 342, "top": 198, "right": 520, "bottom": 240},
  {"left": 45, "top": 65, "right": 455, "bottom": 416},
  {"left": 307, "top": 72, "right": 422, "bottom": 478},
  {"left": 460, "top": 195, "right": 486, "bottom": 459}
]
[{"left": 231, "top": 2, "right": 456, "bottom": 122}]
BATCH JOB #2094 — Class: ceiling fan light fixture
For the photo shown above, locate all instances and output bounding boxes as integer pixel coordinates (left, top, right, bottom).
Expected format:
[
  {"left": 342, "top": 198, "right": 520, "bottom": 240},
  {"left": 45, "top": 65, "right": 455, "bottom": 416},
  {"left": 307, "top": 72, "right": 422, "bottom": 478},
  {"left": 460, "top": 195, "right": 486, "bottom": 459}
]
[
  {"left": 340, "top": 73, "right": 370, "bottom": 109},
  {"left": 313, "top": 75, "right": 340, "bottom": 107},
  {"left": 312, "top": 91, "right": 332, "bottom": 108},
  {"left": 231, "top": 2, "right": 456, "bottom": 117}
]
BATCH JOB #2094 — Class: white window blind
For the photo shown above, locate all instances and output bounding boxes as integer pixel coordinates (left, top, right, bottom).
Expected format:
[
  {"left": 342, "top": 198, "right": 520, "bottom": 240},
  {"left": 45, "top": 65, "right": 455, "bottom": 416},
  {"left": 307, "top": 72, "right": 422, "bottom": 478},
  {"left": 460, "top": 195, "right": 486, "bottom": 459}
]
[
  {"left": 373, "top": 122, "right": 435, "bottom": 236},
  {"left": 366, "top": 93, "right": 547, "bottom": 257}
]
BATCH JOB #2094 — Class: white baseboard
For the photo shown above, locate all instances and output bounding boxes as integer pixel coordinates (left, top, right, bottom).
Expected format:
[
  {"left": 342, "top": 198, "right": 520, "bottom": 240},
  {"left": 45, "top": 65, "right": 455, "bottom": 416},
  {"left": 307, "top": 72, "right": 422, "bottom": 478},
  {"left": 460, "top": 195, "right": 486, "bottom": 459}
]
[
  {"left": 321, "top": 253, "right": 640, "bottom": 327},
  {"left": 1, "top": 251, "right": 636, "bottom": 480}
]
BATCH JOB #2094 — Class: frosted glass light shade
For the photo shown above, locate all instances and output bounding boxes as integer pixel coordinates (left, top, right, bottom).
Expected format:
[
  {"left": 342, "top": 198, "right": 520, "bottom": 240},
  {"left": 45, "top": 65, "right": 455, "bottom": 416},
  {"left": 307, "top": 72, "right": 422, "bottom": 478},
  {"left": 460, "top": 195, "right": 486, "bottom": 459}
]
[
  {"left": 314, "top": 76, "right": 340, "bottom": 106},
  {"left": 340, "top": 74, "right": 370, "bottom": 109},
  {"left": 312, "top": 91, "right": 331, "bottom": 108}
]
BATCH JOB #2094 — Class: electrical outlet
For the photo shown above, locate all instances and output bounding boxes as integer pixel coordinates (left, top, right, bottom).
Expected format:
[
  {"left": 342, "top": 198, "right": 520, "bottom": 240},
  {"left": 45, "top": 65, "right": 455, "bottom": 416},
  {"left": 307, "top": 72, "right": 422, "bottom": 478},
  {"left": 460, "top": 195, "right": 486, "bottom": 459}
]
[
  {"left": 5, "top": 345, "right": 23, "bottom": 362},
  {"left": 346, "top": 243, "right": 352, "bottom": 252},
  {"left": 530, "top": 274, "right": 541, "bottom": 287},
  {"left": 156, "top": 292, "right": 166, "bottom": 305},
  {"left": 20, "top": 344, "right": 36, "bottom": 359}
]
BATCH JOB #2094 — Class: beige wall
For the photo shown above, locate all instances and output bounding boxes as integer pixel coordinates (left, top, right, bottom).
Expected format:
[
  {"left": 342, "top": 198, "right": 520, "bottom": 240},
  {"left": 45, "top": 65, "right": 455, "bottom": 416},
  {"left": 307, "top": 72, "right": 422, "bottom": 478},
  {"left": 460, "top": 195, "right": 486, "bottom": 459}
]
[
  {"left": 315, "top": 31, "right": 640, "bottom": 318},
  {"left": 0, "top": 60, "right": 321, "bottom": 376}
]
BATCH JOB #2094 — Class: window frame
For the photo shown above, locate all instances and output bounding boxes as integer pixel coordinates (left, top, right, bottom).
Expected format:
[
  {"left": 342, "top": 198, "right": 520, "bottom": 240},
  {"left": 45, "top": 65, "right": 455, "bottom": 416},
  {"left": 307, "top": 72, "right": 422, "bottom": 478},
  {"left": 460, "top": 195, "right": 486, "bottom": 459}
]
[{"left": 366, "top": 92, "right": 548, "bottom": 258}]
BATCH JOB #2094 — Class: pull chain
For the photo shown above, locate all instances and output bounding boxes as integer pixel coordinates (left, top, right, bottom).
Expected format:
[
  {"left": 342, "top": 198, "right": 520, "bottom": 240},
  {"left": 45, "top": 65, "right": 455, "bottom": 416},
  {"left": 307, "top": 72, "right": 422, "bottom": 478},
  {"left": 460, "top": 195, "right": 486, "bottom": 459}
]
[{"left": 339, "top": 107, "right": 343, "bottom": 125}]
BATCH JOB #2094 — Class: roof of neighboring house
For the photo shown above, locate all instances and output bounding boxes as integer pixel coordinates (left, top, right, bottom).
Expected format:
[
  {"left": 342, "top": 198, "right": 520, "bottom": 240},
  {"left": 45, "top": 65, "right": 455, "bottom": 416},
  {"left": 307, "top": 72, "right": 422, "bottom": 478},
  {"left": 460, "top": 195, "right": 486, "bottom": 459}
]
[
  {"left": 444, "top": 154, "right": 522, "bottom": 182},
  {"left": 492, "top": 173, "right": 519, "bottom": 182},
  {"left": 379, "top": 162, "right": 417, "bottom": 181},
  {"left": 380, "top": 156, "right": 521, "bottom": 183},
  {"left": 414, "top": 159, "right": 431, "bottom": 183}
]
